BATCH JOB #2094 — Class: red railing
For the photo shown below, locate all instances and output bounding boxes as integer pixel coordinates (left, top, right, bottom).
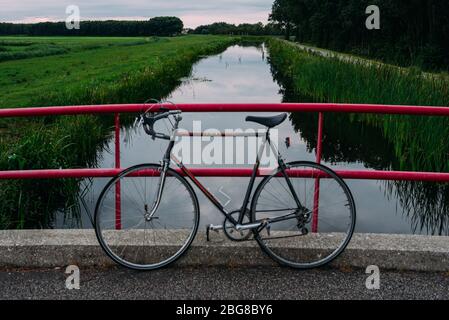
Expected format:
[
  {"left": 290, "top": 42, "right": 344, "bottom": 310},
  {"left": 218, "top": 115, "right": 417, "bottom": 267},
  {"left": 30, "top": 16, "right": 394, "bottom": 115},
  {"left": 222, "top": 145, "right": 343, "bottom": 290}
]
[
  {"left": 1, "top": 103, "right": 449, "bottom": 181},
  {"left": 1, "top": 103, "right": 448, "bottom": 231}
]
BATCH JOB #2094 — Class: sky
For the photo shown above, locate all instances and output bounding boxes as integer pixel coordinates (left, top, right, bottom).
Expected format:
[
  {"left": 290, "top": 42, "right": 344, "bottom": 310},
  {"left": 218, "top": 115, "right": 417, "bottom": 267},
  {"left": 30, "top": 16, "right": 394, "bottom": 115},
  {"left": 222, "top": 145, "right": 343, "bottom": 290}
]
[{"left": 0, "top": 0, "right": 273, "bottom": 28}]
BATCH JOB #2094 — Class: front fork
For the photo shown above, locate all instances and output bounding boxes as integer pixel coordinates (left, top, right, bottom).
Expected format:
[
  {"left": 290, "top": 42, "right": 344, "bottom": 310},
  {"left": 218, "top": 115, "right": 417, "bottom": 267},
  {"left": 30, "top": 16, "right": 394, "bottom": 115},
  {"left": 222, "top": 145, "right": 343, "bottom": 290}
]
[{"left": 145, "top": 161, "right": 169, "bottom": 221}]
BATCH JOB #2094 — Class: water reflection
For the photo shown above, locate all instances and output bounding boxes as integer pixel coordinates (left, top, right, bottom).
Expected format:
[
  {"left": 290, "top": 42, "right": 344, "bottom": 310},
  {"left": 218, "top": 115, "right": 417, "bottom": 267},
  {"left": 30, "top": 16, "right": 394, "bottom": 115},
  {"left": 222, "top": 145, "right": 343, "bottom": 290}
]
[
  {"left": 269, "top": 54, "right": 449, "bottom": 235},
  {"left": 290, "top": 113, "right": 397, "bottom": 169},
  {"left": 289, "top": 112, "right": 449, "bottom": 235},
  {"left": 68, "top": 43, "right": 448, "bottom": 235}
]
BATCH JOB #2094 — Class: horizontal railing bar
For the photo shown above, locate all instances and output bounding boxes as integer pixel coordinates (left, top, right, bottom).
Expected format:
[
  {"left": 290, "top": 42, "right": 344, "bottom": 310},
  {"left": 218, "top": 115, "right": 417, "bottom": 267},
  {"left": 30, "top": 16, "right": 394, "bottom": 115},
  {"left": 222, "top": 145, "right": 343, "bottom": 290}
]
[
  {"left": 1, "top": 168, "right": 449, "bottom": 182},
  {"left": 1, "top": 103, "right": 448, "bottom": 184},
  {"left": 1, "top": 103, "right": 449, "bottom": 118}
]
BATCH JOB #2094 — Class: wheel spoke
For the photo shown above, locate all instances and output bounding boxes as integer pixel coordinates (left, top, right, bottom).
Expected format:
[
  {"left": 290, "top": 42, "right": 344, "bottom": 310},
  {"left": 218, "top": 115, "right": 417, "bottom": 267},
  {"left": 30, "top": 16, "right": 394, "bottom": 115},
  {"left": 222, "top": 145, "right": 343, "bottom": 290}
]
[
  {"left": 95, "top": 165, "right": 199, "bottom": 270},
  {"left": 253, "top": 162, "right": 355, "bottom": 268}
]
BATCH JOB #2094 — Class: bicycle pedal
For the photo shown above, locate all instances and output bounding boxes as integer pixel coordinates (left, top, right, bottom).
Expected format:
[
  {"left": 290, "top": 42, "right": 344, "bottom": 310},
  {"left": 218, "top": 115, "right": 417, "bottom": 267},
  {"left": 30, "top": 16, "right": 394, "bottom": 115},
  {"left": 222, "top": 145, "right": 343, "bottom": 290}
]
[{"left": 206, "top": 224, "right": 222, "bottom": 242}]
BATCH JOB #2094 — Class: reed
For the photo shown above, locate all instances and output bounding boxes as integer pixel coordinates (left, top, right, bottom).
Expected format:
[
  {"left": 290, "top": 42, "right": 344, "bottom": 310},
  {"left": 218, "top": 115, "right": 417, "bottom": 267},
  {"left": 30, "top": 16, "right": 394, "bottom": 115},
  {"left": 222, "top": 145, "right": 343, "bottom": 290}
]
[
  {"left": 267, "top": 38, "right": 449, "bottom": 234},
  {"left": 267, "top": 38, "right": 449, "bottom": 173}
]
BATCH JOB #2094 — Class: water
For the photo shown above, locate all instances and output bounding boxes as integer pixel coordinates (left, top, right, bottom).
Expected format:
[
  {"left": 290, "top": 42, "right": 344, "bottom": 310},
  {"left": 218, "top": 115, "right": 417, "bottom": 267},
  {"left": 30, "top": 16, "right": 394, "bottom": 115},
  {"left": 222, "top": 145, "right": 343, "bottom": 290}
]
[{"left": 65, "top": 44, "right": 447, "bottom": 235}]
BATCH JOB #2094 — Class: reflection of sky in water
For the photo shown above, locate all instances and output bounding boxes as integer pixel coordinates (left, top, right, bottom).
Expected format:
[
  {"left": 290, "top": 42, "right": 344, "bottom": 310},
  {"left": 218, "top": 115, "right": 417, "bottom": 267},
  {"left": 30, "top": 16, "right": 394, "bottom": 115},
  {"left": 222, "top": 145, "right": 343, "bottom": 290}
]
[{"left": 69, "top": 45, "right": 421, "bottom": 235}]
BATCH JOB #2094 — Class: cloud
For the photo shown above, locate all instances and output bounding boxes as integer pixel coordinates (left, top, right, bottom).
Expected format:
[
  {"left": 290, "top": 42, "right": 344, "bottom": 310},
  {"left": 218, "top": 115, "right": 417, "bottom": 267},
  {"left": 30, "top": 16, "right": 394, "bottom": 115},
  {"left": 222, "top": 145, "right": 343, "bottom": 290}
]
[{"left": 0, "top": 0, "right": 273, "bottom": 27}]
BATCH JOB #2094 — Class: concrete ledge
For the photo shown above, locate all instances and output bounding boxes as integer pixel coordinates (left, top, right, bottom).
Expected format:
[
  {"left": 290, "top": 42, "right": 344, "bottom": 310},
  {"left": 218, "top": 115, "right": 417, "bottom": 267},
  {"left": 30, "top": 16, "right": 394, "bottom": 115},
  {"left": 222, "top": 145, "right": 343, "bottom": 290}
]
[{"left": 0, "top": 230, "right": 448, "bottom": 271}]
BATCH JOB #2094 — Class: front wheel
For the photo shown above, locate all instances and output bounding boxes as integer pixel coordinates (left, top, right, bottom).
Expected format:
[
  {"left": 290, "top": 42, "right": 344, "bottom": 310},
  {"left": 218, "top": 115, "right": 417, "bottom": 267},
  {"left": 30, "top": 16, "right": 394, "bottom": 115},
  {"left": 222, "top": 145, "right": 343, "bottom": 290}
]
[
  {"left": 251, "top": 161, "right": 356, "bottom": 269},
  {"left": 95, "top": 163, "right": 200, "bottom": 270}
]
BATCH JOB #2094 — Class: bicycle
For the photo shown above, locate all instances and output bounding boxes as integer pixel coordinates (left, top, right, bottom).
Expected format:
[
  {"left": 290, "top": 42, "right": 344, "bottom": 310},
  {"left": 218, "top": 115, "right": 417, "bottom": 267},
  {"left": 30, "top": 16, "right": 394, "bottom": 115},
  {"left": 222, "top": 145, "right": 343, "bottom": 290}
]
[{"left": 94, "top": 104, "right": 356, "bottom": 270}]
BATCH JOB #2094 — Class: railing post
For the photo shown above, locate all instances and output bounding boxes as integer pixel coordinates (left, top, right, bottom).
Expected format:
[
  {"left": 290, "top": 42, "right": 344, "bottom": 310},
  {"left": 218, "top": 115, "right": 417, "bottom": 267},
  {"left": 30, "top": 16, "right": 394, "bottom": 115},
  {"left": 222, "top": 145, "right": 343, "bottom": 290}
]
[
  {"left": 312, "top": 112, "right": 324, "bottom": 233},
  {"left": 115, "top": 113, "right": 121, "bottom": 230}
]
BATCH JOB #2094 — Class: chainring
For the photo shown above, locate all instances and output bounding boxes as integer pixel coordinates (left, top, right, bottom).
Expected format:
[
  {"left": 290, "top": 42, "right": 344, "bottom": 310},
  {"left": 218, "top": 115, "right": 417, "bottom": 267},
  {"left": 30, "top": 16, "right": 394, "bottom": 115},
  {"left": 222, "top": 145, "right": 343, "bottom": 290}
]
[{"left": 223, "top": 209, "right": 253, "bottom": 242}]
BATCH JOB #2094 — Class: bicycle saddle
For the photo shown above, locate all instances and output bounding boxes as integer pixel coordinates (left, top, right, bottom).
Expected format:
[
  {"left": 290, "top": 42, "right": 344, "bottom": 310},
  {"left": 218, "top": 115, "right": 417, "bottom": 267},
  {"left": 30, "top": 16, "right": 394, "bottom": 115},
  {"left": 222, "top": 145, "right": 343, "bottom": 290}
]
[{"left": 245, "top": 113, "right": 287, "bottom": 128}]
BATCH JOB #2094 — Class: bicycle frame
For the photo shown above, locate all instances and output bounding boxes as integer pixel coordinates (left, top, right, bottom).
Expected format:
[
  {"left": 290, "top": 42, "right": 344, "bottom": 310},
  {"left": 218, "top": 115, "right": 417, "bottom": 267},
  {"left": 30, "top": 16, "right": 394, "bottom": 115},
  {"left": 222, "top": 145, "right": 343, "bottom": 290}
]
[
  {"left": 151, "top": 126, "right": 304, "bottom": 231},
  {"left": 94, "top": 110, "right": 356, "bottom": 270}
]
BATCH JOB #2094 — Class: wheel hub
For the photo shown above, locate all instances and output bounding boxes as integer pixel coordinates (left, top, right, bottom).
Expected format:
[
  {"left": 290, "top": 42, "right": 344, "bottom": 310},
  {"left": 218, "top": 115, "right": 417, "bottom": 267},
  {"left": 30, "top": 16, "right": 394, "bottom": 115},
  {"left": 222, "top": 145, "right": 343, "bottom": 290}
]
[{"left": 144, "top": 204, "right": 158, "bottom": 221}]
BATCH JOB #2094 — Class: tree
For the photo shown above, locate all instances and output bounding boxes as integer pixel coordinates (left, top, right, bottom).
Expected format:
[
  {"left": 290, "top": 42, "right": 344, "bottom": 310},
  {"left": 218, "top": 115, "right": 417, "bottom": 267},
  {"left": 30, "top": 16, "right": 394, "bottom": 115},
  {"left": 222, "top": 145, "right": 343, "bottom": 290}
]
[
  {"left": 267, "top": 0, "right": 449, "bottom": 70},
  {"left": 146, "top": 17, "right": 183, "bottom": 36},
  {"left": 269, "top": 0, "right": 297, "bottom": 39},
  {"left": 0, "top": 17, "right": 184, "bottom": 37},
  {"left": 191, "top": 22, "right": 280, "bottom": 36}
]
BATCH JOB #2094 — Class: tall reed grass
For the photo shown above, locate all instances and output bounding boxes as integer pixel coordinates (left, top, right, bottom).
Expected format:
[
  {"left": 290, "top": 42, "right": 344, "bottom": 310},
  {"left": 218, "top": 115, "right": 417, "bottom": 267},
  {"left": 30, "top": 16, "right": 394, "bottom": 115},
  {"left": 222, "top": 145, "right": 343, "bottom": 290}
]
[
  {"left": 267, "top": 38, "right": 449, "bottom": 173},
  {"left": 267, "top": 38, "right": 449, "bottom": 235}
]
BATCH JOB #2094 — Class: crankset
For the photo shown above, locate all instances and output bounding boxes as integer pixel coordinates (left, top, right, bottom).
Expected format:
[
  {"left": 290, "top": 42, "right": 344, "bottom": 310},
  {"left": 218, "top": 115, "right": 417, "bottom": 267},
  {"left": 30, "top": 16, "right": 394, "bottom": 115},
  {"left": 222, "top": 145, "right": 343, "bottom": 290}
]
[
  {"left": 223, "top": 209, "right": 253, "bottom": 241},
  {"left": 206, "top": 209, "right": 253, "bottom": 242}
]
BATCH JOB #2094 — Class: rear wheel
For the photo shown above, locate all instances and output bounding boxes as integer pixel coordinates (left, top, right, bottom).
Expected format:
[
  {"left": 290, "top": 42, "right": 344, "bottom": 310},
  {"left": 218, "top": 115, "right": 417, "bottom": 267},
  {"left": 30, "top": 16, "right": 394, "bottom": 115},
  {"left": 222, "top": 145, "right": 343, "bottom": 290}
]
[
  {"left": 95, "top": 163, "right": 199, "bottom": 270},
  {"left": 251, "top": 161, "right": 356, "bottom": 269}
]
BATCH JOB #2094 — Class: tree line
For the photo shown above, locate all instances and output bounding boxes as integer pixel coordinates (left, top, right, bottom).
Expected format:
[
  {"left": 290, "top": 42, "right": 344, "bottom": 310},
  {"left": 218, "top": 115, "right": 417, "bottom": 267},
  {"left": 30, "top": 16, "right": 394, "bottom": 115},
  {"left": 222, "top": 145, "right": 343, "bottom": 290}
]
[
  {"left": 269, "top": 0, "right": 449, "bottom": 70},
  {"left": 0, "top": 17, "right": 183, "bottom": 37},
  {"left": 191, "top": 22, "right": 282, "bottom": 36}
]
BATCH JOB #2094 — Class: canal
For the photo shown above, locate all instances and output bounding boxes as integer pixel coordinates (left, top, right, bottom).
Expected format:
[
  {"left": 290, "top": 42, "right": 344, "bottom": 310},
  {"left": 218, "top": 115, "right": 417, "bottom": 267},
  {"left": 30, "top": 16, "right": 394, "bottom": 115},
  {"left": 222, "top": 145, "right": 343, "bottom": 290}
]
[{"left": 60, "top": 43, "right": 448, "bottom": 236}]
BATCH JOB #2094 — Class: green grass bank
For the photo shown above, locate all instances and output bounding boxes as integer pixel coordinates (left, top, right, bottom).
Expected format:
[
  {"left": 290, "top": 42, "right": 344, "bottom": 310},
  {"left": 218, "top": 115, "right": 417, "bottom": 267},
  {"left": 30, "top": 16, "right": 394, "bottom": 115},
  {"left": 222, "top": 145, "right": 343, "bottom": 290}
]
[
  {"left": 266, "top": 38, "right": 449, "bottom": 173},
  {"left": 266, "top": 38, "right": 449, "bottom": 234},
  {"left": 0, "top": 35, "right": 237, "bottom": 229}
]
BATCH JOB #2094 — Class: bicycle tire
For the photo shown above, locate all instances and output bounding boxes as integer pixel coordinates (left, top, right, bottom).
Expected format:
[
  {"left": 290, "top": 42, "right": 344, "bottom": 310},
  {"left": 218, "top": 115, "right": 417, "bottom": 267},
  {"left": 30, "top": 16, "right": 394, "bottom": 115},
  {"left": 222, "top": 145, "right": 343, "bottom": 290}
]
[
  {"left": 251, "top": 161, "right": 356, "bottom": 269},
  {"left": 94, "top": 163, "right": 200, "bottom": 271}
]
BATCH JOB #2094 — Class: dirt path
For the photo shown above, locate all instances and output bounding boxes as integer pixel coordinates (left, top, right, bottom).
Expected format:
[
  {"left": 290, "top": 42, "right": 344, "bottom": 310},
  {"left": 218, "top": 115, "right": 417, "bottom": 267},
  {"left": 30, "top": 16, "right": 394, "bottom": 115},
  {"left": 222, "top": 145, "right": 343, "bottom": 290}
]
[{"left": 283, "top": 40, "right": 448, "bottom": 81}]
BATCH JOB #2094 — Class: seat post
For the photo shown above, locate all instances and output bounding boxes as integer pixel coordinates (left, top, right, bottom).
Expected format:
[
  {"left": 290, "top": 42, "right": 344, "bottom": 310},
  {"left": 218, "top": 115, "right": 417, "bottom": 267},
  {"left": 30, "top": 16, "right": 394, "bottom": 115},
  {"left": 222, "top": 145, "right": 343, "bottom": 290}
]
[{"left": 265, "top": 128, "right": 271, "bottom": 143}]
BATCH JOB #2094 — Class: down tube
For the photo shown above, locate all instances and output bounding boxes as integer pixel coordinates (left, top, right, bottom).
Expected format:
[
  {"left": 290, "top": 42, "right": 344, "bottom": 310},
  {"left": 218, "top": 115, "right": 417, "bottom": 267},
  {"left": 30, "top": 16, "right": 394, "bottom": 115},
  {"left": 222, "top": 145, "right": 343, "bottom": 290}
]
[{"left": 172, "top": 155, "right": 228, "bottom": 217}]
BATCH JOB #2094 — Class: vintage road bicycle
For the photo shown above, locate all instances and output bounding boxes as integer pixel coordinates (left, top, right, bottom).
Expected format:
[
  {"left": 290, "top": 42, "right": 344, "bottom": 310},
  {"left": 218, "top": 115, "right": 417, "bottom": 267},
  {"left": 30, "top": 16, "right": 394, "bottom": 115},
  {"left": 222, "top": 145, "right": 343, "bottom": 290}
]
[{"left": 94, "top": 104, "right": 356, "bottom": 270}]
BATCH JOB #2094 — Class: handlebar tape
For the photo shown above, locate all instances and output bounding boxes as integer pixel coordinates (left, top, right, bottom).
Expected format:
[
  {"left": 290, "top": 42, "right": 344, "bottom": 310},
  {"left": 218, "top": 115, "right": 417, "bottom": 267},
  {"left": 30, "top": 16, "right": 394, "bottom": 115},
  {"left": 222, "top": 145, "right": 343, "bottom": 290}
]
[{"left": 143, "top": 112, "right": 172, "bottom": 140}]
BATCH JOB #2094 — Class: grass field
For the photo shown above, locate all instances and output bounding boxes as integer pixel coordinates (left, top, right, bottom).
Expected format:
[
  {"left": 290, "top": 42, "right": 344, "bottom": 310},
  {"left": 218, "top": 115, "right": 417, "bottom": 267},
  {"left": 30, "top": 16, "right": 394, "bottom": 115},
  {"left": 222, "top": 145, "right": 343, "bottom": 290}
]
[
  {"left": 0, "top": 35, "right": 235, "bottom": 108},
  {"left": 0, "top": 35, "right": 237, "bottom": 228},
  {"left": 0, "top": 36, "right": 151, "bottom": 63}
]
